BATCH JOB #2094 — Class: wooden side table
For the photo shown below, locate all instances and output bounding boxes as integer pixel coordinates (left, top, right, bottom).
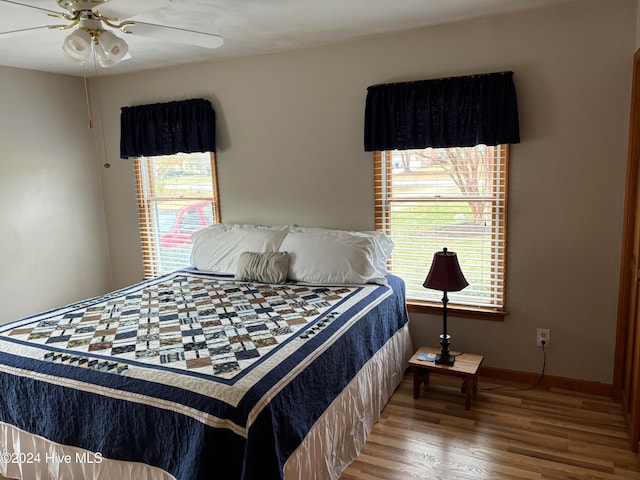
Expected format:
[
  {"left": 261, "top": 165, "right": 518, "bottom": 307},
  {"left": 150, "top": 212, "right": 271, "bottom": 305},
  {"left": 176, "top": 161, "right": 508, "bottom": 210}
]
[{"left": 409, "top": 346, "right": 484, "bottom": 410}]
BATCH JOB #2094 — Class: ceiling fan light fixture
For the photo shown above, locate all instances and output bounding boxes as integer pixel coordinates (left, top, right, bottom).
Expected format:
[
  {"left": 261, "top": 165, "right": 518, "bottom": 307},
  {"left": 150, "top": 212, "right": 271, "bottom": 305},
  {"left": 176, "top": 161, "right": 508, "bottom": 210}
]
[
  {"left": 97, "top": 30, "right": 128, "bottom": 64},
  {"left": 17, "top": 0, "right": 224, "bottom": 71},
  {"left": 62, "top": 29, "right": 92, "bottom": 61},
  {"left": 93, "top": 41, "right": 116, "bottom": 68}
]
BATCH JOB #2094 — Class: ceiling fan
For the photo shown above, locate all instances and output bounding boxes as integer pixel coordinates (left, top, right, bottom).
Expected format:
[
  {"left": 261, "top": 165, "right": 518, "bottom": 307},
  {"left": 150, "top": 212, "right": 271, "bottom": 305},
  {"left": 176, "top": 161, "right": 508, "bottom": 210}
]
[{"left": 0, "top": 0, "right": 224, "bottom": 68}]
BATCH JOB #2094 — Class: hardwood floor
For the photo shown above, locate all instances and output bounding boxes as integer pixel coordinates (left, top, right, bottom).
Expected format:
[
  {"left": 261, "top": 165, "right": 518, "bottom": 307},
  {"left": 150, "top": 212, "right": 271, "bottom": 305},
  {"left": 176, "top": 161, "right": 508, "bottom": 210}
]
[
  {"left": 1, "top": 372, "right": 637, "bottom": 480},
  {"left": 341, "top": 372, "right": 640, "bottom": 479}
]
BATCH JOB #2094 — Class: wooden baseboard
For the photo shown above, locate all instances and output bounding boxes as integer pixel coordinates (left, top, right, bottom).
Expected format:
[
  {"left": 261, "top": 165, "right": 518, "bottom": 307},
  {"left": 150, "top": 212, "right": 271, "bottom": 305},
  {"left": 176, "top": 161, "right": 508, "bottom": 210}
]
[{"left": 479, "top": 366, "right": 613, "bottom": 397}]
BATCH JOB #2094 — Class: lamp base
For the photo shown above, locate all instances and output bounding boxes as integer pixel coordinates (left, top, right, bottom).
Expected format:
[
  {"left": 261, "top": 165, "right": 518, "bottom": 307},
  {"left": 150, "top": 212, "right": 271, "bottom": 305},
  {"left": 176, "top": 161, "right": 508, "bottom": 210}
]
[
  {"left": 435, "top": 333, "right": 455, "bottom": 365},
  {"left": 434, "top": 353, "right": 456, "bottom": 365}
]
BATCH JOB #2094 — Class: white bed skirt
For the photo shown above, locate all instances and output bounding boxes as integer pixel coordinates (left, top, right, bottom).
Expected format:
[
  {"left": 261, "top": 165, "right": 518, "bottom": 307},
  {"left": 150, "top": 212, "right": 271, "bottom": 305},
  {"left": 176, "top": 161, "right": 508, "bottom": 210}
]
[
  {"left": 0, "top": 324, "right": 412, "bottom": 480},
  {"left": 284, "top": 323, "right": 413, "bottom": 479}
]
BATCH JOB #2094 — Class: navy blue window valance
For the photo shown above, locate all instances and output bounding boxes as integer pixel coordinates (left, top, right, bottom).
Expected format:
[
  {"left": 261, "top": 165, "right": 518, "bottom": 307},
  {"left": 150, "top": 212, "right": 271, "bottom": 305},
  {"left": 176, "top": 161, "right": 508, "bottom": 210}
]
[
  {"left": 120, "top": 98, "right": 216, "bottom": 159},
  {"left": 364, "top": 71, "right": 520, "bottom": 151}
]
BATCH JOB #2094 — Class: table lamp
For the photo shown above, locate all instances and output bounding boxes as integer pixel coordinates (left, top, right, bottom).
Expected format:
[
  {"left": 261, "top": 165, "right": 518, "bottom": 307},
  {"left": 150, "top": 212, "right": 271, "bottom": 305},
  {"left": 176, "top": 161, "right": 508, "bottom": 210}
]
[{"left": 423, "top": 247, "right": 468, "bottom": 365}]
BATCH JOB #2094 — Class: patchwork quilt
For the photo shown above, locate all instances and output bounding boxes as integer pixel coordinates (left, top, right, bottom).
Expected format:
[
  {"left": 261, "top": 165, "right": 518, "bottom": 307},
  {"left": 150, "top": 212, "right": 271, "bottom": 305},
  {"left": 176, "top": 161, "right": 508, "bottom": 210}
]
[{"left": 0, "top": 270, "right": 408, "bottom": 479}]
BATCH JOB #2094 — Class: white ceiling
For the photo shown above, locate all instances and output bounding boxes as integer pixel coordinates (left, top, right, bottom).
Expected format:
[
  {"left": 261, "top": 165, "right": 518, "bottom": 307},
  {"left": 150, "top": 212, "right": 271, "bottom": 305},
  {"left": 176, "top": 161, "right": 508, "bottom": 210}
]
[{"left": 0, "top": 0, "right": 571, "bottom": 77}]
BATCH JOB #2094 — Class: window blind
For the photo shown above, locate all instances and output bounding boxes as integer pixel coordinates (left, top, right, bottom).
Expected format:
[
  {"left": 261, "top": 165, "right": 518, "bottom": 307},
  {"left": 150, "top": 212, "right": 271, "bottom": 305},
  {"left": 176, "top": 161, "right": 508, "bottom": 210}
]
[
  {"left": 375, "top": 145, "right": 508, "bottom": 310},
  {"left": 135, "top": 152, "right": 220, "bottom": 278}
]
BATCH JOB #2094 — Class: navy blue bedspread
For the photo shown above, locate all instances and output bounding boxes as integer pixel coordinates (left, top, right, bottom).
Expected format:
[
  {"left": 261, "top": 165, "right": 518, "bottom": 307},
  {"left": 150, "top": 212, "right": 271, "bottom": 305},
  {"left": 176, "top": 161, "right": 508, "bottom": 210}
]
[{"left": 0, "top": 270, "right": 408, "bottom": 479}]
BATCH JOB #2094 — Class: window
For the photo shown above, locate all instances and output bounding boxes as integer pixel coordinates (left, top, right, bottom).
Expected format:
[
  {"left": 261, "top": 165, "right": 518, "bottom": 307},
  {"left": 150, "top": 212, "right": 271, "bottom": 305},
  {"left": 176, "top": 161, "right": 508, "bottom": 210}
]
[
  {"left": 134, "top": 152, "right": 220, "bottom": 278},
  {"left": 375, "top": 145, "right": 508, "bottom": 313}
]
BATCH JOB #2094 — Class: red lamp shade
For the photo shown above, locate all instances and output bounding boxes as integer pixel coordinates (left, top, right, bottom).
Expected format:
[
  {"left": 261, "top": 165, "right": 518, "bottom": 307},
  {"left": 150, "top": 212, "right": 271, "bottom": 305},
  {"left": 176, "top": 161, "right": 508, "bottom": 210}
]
[{"left": 423, "top": 248, "right": 468, "bottom": 292}]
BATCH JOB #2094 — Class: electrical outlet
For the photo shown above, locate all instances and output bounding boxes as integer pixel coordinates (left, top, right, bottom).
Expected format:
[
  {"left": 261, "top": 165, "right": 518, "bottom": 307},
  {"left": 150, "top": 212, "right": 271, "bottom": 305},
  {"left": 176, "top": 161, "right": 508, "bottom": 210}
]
[{"left": 537, "top": 328, "right": 550, "bottom": 347}]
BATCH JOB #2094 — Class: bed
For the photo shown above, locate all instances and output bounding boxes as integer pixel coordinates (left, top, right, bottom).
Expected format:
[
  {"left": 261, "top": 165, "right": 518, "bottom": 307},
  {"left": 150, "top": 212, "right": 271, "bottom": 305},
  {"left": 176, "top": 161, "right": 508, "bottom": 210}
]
[{"left": 0, "top": 225, "right": 412, "bottom": 480}]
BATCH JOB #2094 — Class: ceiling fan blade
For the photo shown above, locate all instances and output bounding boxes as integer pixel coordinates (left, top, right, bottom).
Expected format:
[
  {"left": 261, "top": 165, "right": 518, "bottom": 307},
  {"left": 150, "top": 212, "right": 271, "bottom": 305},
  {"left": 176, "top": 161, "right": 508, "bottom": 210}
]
[
  {"left": 0, "top": 0, "right": 61, "bottom": 37},
  {"left": 97, "top": 0, "right": 171, "bottom": 20},
  {"left": 0, "top": 0, "right": 60, "bottom": 16},
  {"left": 0, "top": 24, "right": 49, "bottom": 39},
  {"left": 128, "top": 22, "right": 224, "bottom": 49}
]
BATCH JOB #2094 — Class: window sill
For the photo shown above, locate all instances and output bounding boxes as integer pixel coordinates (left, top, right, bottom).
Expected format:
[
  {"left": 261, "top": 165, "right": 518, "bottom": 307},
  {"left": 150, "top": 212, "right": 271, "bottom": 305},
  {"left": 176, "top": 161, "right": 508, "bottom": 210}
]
[{"left": 406, "top": 300, "right": 508, "bottom": 322}]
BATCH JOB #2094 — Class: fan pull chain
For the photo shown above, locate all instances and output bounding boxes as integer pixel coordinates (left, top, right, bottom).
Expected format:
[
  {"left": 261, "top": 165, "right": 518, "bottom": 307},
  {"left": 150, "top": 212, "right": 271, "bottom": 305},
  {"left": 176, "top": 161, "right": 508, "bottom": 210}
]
[
  {"left": 91, "top": 55, "right": 111, "bottom": 168},
  {"left": 82, "top": 61, "right": 93, "bottom": 130}
]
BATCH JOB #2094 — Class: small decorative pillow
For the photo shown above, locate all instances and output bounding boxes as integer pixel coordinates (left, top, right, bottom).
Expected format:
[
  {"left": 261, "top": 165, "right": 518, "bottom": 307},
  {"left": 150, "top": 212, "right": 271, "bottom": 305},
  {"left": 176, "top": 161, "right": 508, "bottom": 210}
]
[{"left": 235, "top": 251, "right": 290, "bottom": 284}]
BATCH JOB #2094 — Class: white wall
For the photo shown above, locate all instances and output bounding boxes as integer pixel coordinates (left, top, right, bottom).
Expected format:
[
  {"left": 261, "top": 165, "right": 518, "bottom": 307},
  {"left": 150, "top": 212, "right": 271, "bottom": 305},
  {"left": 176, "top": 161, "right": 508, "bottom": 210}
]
[
  {"left": 95, "top": 0, "right": 635, "bottom": 383},
  {"left": 0, "top": 66, "right": 111, "bottom": 323}
]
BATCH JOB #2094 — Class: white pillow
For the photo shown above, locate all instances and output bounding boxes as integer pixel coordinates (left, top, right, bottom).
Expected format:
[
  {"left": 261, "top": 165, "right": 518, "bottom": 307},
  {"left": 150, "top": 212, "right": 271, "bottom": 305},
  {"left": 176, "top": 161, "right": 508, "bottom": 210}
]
[
  {"left": 279, "top": 230, "right": 387, "bottom": 285},
  {"left": 190, "top": 226, "right": 288, "bottom": 274},
  {"left": 288, "top": 226, "right": 393, "bottom": 275}
]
